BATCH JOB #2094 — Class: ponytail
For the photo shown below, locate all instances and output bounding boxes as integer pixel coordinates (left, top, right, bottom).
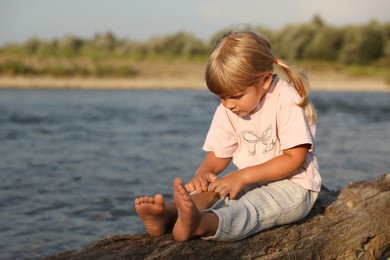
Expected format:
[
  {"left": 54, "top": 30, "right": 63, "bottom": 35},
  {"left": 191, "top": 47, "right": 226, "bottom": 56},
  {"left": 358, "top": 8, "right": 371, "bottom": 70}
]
[{"left": 275, "top": 59, "right": 317, "bottom": 124}]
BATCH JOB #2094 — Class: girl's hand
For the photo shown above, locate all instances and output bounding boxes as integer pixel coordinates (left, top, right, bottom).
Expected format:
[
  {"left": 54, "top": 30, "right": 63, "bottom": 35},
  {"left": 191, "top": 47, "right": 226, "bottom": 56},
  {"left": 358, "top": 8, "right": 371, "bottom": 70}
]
[
  {"left": 185, "top": 172, "right": 217, "bottom": 194},
  {"left": 209, "top": 171, "right": 245, "bottom": 199}
]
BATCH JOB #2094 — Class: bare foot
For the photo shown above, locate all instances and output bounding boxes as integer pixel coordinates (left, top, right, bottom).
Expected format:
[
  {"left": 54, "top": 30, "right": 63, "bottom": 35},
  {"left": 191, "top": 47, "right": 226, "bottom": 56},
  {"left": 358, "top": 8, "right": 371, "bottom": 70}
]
[
  {"left": 172, "top": 177, "right": 202, "bottom": 241},
  {"left": 134, "top": 194, "right": 168, "bottom": 237}
]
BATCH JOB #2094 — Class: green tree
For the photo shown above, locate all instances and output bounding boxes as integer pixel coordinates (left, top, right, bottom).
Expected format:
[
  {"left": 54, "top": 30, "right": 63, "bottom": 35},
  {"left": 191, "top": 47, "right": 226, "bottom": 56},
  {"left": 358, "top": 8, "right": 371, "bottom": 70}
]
[
  {"left": 338, "top": 21, "right": 385, "bottom": 64},
  {"left": 92, "top": 32, "right": 117, "bottom": 52},
  {"left": 272, "top": 23, "right": 317, "bottom": 60},
  {"left": 303, "top": 26, "right": 343, "bottom": 60},
  {"left": 24, "top": 37, "right": 41, "bottom": 54},
  {"left": 57, "top": 35, "right": 83, "bottom": 55},
  {"left": 147, "top": 31, "right": 207, "bottom": 57}
]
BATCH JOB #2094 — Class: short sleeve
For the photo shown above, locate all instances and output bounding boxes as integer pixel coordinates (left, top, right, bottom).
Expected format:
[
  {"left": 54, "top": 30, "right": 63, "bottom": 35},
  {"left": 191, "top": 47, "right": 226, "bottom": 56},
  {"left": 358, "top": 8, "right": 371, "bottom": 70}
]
[
  {"left": 203, "top": 104, "right": 238, "bottom": 158},
  {"left": 277, "top": 89, "right": 313, "bottom": 150}
]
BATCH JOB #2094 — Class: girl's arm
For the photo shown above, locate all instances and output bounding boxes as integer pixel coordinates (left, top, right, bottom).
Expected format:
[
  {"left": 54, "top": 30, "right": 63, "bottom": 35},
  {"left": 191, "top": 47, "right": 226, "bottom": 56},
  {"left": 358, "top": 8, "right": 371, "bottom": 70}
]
[
  {"left": 185, "top": 151, "right": 231, "bottom": 194},
  {"left": 209, "top": 144, "right": 310, "bottom": 199},
  {"left": 242, "top": 144, "right": 310, "bottom": 183}
]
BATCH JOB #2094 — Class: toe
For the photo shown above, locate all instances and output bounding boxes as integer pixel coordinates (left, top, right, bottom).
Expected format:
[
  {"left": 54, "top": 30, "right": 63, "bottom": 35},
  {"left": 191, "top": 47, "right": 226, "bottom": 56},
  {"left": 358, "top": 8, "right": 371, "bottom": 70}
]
[
  {"left": 174, "top": 177, "right": 183, "bottom": 188},
  {"left": 154, "top": 194, "right": 165, "bottom": 206}
]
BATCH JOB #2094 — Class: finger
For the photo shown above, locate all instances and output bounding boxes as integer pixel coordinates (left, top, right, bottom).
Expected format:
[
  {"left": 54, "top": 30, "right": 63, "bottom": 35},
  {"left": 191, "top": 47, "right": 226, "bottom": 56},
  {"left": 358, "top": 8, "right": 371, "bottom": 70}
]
[
  {"left": 207, "top": 174, "right": 218, "bottom": 183},
  {"left": 194, "top": 180, "right": 203, "bottom": 193},
  {"left": 214, "top": 185, "right": 225, "bottom": 197},
  {"left": 208, "top": 181, "right": 217, "bottom": 192},
  {"left": 200, "top": 179, "right": 209, "bottom": 192},
  {"left": 185, "top": 182, "right": 195, "bottom": 193},
  {"left": 194, "top": 178, "right": 208, "bottom": 192}
]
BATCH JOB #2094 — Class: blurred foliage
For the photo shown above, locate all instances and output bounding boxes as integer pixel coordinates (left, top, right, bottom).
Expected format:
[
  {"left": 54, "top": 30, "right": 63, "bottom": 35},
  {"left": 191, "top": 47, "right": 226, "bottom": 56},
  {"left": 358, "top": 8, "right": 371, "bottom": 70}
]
[{"left": 0, "top": 16, "right": 389, "bottom": 78}]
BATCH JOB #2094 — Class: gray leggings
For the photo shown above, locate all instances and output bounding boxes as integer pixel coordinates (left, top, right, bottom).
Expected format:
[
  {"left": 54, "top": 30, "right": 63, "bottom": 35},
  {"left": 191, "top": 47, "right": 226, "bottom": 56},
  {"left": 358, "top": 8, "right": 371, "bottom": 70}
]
[{"left": 203, "top": 179, "right": 318, "bottom": 241}]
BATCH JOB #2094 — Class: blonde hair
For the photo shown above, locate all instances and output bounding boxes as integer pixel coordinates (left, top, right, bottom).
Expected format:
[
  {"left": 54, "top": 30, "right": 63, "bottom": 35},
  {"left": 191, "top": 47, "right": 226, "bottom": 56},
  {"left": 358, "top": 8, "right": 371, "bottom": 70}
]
[{"left": 205, "top": 31, "right": 317, "bottom": 124}]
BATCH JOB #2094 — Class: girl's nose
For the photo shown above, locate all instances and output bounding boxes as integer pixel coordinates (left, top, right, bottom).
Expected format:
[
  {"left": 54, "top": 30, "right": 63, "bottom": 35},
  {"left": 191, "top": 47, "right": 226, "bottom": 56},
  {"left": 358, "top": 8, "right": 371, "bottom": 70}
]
[{"left": 223, "top": 99, "right": 236, "bottom": 110}]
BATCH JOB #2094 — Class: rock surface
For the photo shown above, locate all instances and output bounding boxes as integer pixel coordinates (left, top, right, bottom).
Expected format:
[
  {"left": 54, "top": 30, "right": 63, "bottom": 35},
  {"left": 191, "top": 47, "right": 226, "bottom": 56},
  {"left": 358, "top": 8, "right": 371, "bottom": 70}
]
[{"left": 42, "top": 173, "right": 390, "bottom": 260}]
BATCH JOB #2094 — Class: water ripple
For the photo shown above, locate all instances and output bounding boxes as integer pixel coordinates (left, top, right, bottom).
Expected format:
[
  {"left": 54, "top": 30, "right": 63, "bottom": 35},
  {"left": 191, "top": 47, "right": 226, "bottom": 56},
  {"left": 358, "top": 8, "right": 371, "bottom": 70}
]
[{"left": 0, "top": 89, "right": 388, "bottom": 258}]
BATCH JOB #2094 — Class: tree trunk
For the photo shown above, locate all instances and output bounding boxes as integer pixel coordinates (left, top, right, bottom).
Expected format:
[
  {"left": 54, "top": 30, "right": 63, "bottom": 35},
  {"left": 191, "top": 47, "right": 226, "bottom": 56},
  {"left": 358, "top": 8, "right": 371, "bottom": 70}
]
[{"left": 42, "top": 173, "right": 390, "bottom": 260}]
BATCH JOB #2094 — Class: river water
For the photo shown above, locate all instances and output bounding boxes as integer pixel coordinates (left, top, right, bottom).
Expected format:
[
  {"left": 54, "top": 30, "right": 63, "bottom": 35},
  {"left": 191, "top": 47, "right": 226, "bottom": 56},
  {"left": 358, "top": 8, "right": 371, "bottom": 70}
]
[{"left": 0, "top": 89, "right": 389, "bottom": 259}]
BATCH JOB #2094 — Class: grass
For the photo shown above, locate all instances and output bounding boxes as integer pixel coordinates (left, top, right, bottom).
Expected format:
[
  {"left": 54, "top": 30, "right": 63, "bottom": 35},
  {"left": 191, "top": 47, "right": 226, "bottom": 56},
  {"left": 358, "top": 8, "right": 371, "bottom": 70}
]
[
  {"left": 0, "top": 54, "right": 388, "bottom": 84},
  {"left": 295, "top": 60, "right": 390, "bottom": 83},
  {"left": 0, "top": 55, "right": 139, "bottom": 77}
]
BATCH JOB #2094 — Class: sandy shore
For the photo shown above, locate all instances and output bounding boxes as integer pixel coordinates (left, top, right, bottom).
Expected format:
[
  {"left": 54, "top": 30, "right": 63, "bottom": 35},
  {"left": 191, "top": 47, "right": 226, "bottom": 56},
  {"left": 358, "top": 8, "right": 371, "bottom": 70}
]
[
  {"left": 0, "top": 73, "right": 389, "bottom": 92},
  {"left": 0, "top": 57, "right": 388, "bottom": 91}
]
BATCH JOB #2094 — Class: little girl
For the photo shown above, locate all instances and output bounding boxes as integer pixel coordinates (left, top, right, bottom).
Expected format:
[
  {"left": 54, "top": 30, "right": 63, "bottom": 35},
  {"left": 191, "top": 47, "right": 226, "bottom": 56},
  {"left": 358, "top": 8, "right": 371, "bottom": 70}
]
[{"left": 135, "top": 31, "right": 321, "bottom": 241}]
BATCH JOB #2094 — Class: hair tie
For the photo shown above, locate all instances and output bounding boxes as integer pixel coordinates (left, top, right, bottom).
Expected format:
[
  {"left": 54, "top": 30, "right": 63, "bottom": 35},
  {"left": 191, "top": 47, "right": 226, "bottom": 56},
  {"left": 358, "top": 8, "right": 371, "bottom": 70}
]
[{"left": 273, "top": 58, "right": 279, "bottom": 64}]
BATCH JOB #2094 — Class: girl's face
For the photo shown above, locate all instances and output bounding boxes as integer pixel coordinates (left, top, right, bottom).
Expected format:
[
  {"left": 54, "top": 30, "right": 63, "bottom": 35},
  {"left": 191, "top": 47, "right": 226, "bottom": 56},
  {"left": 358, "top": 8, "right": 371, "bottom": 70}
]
[
  {"left": 219, "top": 85, "right": 265, "bottom": 118},
  {"left": 219, "top": 74, "right": 272, "bottom": 118}
]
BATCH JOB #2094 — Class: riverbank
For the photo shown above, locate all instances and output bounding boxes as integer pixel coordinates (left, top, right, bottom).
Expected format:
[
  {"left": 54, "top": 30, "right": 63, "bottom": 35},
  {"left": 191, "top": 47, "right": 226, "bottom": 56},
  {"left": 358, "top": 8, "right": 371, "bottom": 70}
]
[{"left": 0, "top": 70, "right": 389, "bottom": 91}]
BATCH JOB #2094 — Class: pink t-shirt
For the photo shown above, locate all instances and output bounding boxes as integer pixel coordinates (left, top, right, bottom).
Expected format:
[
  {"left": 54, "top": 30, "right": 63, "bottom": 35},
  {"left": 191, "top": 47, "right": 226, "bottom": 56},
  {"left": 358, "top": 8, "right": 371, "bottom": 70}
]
[{"left": 203, "top": 76, "right": 321, "bottom": 192}]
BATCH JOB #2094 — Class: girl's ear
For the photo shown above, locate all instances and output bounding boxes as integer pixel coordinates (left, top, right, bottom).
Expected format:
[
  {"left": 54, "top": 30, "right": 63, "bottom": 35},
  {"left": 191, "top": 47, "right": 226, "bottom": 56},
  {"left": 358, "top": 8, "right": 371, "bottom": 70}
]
[{"left": 261, "top": 72, "right": 273, "bottom": 90}]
